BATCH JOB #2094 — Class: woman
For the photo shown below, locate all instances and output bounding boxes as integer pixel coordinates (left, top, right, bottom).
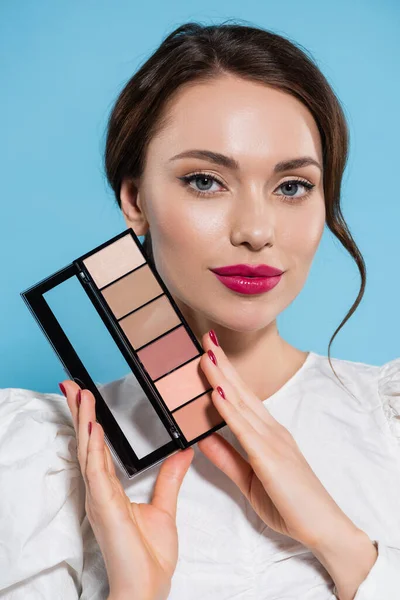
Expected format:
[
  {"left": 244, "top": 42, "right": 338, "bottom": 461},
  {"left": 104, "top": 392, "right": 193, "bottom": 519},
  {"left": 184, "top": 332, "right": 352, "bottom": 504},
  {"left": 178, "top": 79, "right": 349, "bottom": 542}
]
[{"left": 1, "top": 21, "right": 400, "bottom": 600}]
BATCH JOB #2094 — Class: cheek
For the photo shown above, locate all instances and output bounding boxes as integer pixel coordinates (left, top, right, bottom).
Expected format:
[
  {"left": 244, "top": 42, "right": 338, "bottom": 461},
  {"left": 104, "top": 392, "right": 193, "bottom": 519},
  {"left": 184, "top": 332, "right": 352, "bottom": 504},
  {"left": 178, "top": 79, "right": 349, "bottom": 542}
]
[
  {"left": 280, "top": 202, "right": 325, "bottom": 271},
  {"left": 147, "top": 183, "right": 225, "bottom": 262},
  {"left": 146, "top": 196, "right": 219, "bottom": 294}
]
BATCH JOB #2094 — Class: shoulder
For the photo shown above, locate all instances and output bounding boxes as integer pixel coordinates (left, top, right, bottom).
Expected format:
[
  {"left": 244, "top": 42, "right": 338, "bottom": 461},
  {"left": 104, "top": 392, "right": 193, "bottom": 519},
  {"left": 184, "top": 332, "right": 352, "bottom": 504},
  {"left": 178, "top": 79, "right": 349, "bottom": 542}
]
[
  {"left": 0, "top": 385, "right": 75, "bottom": 442},
  {"left": 310, "top": 353, "right": 400, "bottom": 443},
  {"left": 376, "top": 357, "right": 400, "bottom": 443},
  {"left": 306, "top": 352, "right": 381, "bottom": 401},
  {"left": 0, "top": 386, "right": 83, "bottom": 501},
  {"left": 0, "top": 385, "right": 81, "bottom": 481},
  {"left": 0, "top": 387, "right": 85, "bottom": 590}
]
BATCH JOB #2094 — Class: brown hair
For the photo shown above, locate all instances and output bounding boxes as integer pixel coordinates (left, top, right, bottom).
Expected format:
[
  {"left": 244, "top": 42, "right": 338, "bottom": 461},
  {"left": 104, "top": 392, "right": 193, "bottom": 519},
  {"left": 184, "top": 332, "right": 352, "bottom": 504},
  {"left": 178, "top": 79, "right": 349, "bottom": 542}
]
[{"left": 104, "top": 21, "right": 366, "bottom": 393}]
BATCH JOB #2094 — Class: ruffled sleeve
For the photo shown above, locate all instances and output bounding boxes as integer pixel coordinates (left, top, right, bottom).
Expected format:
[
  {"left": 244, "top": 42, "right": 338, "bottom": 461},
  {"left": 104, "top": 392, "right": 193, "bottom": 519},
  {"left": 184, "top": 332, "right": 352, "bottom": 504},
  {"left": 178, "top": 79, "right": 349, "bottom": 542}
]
[
  {"left": 377, "top": 357, "right": 400, "bottom": 443},
  {"left": 332, "top": 358, "right": 400, "bottom": 599},
  {"left": 0, "top": 387, "right": 85, "bottom": 598}
]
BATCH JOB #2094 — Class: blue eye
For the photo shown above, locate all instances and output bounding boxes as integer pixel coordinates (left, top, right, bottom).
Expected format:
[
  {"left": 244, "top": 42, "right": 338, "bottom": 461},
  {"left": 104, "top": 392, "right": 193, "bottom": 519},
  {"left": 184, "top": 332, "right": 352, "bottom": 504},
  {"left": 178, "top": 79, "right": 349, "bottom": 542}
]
[
  {"left": 178, "top": 173, "right": 224, "bottom": 197},
  {"left": 276, "top": 179, "right": 315, "bottom": 201}
]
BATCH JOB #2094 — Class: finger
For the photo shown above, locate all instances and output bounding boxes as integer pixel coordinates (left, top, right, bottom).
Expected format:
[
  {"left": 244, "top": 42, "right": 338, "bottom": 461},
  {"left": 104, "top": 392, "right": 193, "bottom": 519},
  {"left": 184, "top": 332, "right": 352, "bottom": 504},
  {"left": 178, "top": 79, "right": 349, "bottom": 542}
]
[
  {"left": 200, "top": 352, "right": 268, "bottom": 436},
  {"left": 201, "top": 332, "right": 275, "bottom": 426},
  {"left": 151, "top": 447, "right": 194, "bottom": 520},
  {"left": 78, "top": 388, "right": 97, "bottom": 479},
  {"left": 201, "top": 331, "right": 262, "bottom": 401},
  {"left": 85, "top": 421, "right": 118, "bottom": 508},
  {"left": 207, "top": 387, "right": 266, "bottom": 460},
  {"left": 60, "top": 379, "right": 82, "bottom": 435},
  {"left": 103, "top": 438, "right": 118, "bottom": 478},
  {"left": 197, "top": 432, "right": 253, "bottom": 499}
]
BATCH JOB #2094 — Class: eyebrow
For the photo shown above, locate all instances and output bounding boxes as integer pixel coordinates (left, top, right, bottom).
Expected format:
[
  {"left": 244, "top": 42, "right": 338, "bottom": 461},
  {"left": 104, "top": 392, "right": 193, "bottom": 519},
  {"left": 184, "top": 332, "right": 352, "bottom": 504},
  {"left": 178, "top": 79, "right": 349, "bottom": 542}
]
[{"left": 169, "top": 149, "right": 322, "bottom": 173}]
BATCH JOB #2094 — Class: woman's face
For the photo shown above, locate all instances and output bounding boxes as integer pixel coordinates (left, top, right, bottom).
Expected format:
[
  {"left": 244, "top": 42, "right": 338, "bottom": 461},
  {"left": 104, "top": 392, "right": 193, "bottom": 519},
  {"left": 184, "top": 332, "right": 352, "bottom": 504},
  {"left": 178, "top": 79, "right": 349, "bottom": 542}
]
[{"left": 121, "top": 74, "right": 325, "bottom": 332}]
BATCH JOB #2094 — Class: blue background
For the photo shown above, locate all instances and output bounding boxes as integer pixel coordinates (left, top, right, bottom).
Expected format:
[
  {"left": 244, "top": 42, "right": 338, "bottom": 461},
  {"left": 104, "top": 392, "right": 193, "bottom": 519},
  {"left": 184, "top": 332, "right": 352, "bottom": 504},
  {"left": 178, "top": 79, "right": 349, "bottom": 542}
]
[{"left": 1, "top": 1, "right": 399, "bottom": 393}]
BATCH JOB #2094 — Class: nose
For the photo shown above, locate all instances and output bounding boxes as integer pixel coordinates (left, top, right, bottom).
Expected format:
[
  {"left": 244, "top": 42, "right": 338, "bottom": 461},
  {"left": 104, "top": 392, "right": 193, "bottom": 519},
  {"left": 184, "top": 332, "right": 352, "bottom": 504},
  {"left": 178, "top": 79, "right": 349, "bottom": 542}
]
[{"left": 230, "top": 189, "right": 275, "bottom": 251}]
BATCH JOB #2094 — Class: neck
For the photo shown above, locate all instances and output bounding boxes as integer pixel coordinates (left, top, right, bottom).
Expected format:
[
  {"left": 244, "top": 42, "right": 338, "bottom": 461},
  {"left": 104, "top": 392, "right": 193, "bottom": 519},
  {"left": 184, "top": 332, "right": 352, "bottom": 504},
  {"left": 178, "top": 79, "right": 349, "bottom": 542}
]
[{"left": 174, "top": 298, "right": 308, "bottom": 402}]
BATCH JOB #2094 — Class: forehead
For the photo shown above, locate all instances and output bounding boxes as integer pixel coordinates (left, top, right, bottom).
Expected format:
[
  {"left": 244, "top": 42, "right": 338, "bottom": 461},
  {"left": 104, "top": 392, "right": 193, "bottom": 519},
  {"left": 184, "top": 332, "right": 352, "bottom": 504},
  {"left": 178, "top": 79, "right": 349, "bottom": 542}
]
[{"left": 149, "top": 75, "right": 323, "bottom": 166}]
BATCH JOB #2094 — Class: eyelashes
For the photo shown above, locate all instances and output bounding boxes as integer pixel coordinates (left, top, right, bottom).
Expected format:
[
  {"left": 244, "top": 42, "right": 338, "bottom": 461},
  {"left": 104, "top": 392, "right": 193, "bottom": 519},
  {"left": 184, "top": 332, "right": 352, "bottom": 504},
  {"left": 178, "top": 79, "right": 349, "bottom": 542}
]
[
  {"left": 178, "top": 171, "right": 316, "bottom": 203},
  {"left": 178, "top": 173, "right": 224, "bottom": 197}
]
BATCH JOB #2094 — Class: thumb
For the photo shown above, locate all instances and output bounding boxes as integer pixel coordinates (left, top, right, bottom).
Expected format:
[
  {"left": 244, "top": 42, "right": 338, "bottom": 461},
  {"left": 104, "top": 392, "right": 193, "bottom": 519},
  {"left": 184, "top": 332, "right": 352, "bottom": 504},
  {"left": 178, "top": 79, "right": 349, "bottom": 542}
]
[{"left": 151, "top": 447, "right": 194, "bottom": 519}]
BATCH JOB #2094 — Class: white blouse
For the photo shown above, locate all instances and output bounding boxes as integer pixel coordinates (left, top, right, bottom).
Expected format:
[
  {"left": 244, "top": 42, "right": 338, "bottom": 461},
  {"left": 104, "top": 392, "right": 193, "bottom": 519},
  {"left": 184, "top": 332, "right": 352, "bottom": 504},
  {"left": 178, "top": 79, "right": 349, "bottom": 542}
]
[{"left": 1, "top": 350, "right": 400, "bottom": 599}]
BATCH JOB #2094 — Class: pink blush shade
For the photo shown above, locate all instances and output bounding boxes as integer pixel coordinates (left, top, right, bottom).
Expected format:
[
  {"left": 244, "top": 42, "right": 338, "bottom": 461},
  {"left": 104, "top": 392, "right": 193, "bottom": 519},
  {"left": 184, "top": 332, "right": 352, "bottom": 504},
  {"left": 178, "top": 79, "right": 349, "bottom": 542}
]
[
  {"left": 137, "top": 326, "right": 198, "bottom": 380},
  {"left": 155, "top": 356, "right": 209, "bottom": 411},
  {"left": 172, "top": 391, "right": 224, "bottom": 441}
]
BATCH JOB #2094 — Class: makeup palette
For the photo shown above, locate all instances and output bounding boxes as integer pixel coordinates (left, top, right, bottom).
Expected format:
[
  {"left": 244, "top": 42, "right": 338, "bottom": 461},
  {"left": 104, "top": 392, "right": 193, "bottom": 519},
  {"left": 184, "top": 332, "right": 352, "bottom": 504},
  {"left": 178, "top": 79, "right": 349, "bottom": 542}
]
[{"left": 21, "top": 229, "right": 226, "bottom": 478}]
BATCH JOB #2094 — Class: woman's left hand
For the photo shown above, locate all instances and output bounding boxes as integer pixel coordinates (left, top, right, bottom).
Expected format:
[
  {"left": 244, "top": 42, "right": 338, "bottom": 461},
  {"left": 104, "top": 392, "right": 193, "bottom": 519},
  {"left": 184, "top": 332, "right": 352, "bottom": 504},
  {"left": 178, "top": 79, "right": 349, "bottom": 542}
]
[{"left": 198, "top": 331, "right": 360, "bottom": 553}]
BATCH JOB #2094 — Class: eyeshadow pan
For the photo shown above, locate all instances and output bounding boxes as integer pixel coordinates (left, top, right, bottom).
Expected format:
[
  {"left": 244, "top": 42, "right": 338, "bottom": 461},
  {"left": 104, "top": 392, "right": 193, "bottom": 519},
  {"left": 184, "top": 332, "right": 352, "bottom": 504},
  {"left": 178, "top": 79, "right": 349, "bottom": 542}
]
[
  {"left": 119, "top": 295, "right": 181, "bottom": 349},
  {"left": 83, "top": 235, "right": 145, "bottom": 289},
  {"left": 172, "top": 391, "right": 223, "bottom": 441},
  {"left": 155, "top": 356, "right": 210, "bottom": 411},
  {"left": 101, "top": 265, "right": 163, "bottom": 319},
  {"left": 137, "top": 325, "right": 198, "bottom": 380}
]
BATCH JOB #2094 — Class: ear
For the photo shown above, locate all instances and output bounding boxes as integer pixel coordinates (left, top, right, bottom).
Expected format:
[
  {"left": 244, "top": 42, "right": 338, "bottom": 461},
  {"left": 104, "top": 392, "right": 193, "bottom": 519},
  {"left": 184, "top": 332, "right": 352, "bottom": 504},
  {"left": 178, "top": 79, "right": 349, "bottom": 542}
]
[{"left": 120, "top": 177, "right": 149, "bottom": 236}]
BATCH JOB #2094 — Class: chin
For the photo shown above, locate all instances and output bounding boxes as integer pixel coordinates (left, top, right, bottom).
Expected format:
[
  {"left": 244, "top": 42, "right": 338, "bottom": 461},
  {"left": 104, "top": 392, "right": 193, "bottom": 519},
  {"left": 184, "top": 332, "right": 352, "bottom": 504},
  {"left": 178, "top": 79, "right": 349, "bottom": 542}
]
[
  {"left": 204, "top": 304, "right": 278, "bottom": 333},
  {"left": 174, "top": 287, "right": 281, "bottom": 332}
]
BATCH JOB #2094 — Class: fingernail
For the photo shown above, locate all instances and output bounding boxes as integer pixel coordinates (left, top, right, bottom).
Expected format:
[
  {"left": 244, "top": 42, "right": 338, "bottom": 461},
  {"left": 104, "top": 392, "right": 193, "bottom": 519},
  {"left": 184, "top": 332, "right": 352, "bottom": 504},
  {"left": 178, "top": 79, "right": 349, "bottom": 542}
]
[
  {"left": 209, "top": 329, "right": 219, "bottom": 347},
  {"left": 88, "top": 421, "right": 92, "bottom": 435},
  {"left": 217, "top": 386, "right": 225, "bottom": 399},
  {"left": 58, "top": 382, "right": 66, "bottom": 396},
  {"left": 77, "top": 390, "right": 81, "bottom": 407},
  {"left": 207, "top": 349, "right": 217, "bottom": 366}
]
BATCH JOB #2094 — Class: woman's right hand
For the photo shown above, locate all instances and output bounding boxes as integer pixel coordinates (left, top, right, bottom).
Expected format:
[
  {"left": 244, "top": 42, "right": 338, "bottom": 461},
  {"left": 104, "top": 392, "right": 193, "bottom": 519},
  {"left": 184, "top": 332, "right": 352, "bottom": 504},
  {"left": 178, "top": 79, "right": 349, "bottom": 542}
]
[{"left": 60, "top": 380, "right": 194, "bottom": 600}]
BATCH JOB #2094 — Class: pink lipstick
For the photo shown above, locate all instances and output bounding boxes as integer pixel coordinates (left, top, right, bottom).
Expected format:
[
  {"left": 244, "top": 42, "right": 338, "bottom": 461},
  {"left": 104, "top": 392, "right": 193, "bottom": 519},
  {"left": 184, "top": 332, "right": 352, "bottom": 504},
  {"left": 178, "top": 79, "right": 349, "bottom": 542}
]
[{"left": 210, "top": 263, "right": 284, "bottom": 295}]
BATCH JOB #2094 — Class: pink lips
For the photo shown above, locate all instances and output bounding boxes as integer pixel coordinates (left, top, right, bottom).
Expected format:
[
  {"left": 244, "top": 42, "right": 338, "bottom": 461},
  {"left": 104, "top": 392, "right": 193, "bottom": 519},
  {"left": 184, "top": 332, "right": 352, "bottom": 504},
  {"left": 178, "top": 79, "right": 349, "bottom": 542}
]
[{"left": 210, "top": 263, "right": 284, "bottom": 295}]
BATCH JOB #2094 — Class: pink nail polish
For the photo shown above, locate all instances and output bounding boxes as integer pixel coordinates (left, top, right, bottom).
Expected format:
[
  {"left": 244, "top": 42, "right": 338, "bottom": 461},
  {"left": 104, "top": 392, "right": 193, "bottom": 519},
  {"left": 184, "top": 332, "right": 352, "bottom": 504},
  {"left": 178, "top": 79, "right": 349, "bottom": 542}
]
[
  {"left": 217, "top": 386, "right": 225, "bottom": 399},
  {"left": 207, "top": 349, "right": 217, "bottom": 366},
  {"left": 58, "top": 383, "right": 66, "bottom": 396},
  {"left": 77, "top": 390, "right": 81, "bottom": 407},
  {"left": 209, "top": 329, "right": 219, "bottom": 347}
]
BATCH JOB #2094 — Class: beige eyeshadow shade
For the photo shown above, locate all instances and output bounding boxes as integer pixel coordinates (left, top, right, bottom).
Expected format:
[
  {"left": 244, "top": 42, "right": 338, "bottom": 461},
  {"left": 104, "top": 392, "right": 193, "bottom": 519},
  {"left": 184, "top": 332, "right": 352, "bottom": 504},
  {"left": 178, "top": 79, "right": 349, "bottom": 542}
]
[
  {"left": 171, "top": 391, "right": 224, "bottom": 441},
  {"left": 155, "top": 356, "right": 210, "bottom": 411},
  {"left": 83, "top": 234, "right": 145, "bottom": 289},
  {"left": 119, "top": 295, "right": 181, "bottom": 349},
  {"left": 101, "top": 265, "right": 163, "bottom": 319},
  {"left": 137, "top": 325, "right": 198, "bottom": 380}
]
